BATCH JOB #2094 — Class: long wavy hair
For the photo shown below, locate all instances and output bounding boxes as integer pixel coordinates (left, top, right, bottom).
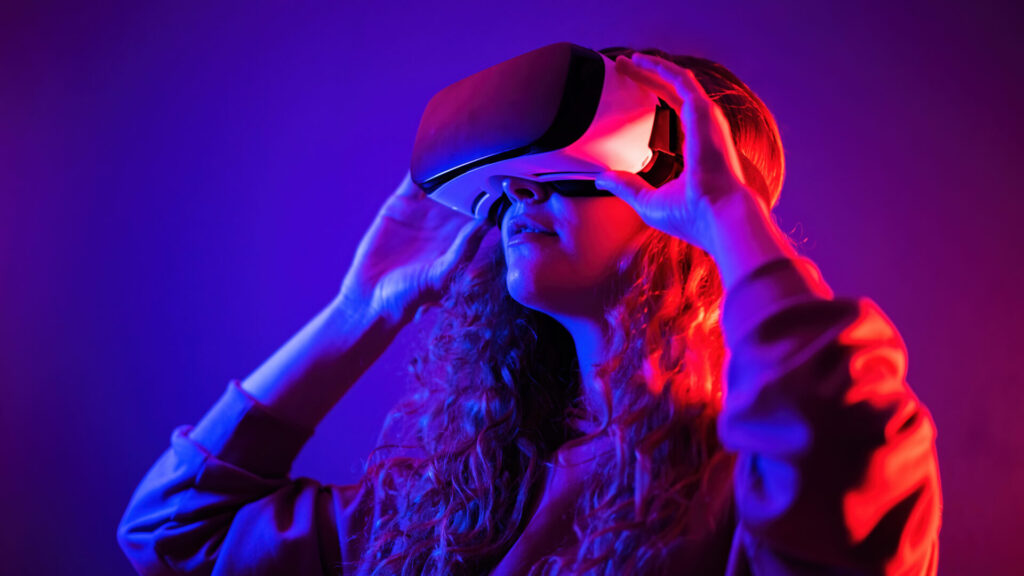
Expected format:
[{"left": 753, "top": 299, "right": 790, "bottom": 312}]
[{"left": 347, "top": 45, "right": 792, "bottom": 575}]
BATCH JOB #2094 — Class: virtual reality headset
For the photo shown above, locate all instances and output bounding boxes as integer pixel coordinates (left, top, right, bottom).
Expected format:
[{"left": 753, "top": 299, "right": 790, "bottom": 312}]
[{"left": 410, "top": 42, "right": 684, "bottom": 227}]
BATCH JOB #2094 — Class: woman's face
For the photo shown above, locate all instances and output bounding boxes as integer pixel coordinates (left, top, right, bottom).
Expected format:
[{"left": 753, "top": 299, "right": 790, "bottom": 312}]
[{"left": 500, "top": 176, "right": 650, "bottom": 318}]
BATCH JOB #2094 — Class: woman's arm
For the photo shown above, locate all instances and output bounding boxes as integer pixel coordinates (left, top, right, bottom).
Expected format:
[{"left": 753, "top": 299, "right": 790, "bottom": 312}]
[
  {"left": 116, "top": 298, "right": 399, "bottom": 575},
  {"left": 117, "top": 172, "right": 491, "bottom": 575},
  {"left": 240, "top": 294, "right": 404, "bottom": 430},
  {"left": 703, "top": 189, "right": 800, "bottom": 294},
  {"left": 708, "top": 195, "right": 942, "bottom": 575}
]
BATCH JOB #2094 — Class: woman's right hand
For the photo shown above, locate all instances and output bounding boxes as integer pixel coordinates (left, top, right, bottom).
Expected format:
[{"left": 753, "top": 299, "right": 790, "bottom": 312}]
[{"left": 337, "top": 170, "right": 495, "bottom": 328}]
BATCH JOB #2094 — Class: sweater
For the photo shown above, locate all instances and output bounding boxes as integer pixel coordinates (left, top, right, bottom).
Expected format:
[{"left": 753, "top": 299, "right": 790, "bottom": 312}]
[{"left": 117, "top": 256, "right": 942, "bottom": 575}]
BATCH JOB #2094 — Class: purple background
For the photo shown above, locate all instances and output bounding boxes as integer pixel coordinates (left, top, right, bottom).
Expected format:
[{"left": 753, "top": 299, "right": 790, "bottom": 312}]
[{"left": 2, "top": 1, "right": 1020, "bottom": 574}]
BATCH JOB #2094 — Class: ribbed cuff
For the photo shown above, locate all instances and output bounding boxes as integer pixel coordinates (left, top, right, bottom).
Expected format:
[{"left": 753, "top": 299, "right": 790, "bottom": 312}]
[
  {"left": 721, "top": 256, "right": 835, "bottom": 347},
  {"left": 186, "top": 380, "right": 316, "bottom": 478}
]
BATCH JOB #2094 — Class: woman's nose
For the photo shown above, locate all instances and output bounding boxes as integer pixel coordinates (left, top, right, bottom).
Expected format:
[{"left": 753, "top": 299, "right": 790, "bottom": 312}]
[{"left": 501, "top": 176, "right": 550, "bottom": 204}]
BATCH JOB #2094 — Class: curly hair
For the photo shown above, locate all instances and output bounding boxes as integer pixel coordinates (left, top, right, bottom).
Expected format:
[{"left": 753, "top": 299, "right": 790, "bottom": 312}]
[{"left": 345, "top": 45, "right": 792, "bottom": 575}]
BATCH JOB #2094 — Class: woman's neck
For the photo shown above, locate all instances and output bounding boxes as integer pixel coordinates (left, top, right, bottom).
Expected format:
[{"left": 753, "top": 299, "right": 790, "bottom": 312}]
[{"left": 554, "top": 314, "right": 612, "bottom": 430}]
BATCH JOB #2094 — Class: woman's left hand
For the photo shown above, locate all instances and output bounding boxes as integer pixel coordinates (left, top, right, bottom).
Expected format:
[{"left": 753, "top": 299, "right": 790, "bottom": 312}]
[{"left": 594, "top": 53, "right": 766, "bottom": 255}]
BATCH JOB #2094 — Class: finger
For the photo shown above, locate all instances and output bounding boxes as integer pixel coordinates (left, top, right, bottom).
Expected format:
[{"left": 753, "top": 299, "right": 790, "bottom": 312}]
[
  {"left": 629, "top": 53, "right": 713, "bottom": 110},
  {"left": 395, "top": 170, "right": 428, "bottom": 199},
  {"left": 627, "top": 56, "right": 717, "bottom": 157},
  {"left": 614, "top": 55, "right": 683, "bottom": 112},
  {"left": 627, "top": 56, "right": 714, "bottom": 125},
  {"left": 414, "top": 302, "right": 437, "bottom": 323},
  {"left": 459, "top": 217, "right": 493, "bottom": 261},
  {"left": 628, "top": 54, "right": 743, "bottom": 178},
  {"left": 453, "top": 217, "right": 492, "bottom": 263},
  {"left": 615, "top": 57, "right": 709, "bottom": 169},
  {"left": 433, "top": 218, "right": 493, "bottom": 285},
  {"left": 594, "top": 170, "right": 656, "bottom": 212}
]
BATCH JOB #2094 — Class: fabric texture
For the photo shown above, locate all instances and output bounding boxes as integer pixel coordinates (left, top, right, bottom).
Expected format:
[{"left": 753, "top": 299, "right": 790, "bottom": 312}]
[{"left": 117, "top": 255, "right": 942, "bottom": 575}]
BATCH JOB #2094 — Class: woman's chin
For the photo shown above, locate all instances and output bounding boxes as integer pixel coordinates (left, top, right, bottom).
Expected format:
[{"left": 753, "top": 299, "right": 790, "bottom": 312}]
[
  {"left": 506, "top": 277, "right": 546, "bottom": 311},
  {"left": 506, "top": 275, "right": 593, "bottom": 318}
]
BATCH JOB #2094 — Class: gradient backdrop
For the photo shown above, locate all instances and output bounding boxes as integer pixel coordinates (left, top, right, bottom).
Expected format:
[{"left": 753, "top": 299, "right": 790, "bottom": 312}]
[{"left": 1, "top": 1, "right": 1020, "bottom": 574}]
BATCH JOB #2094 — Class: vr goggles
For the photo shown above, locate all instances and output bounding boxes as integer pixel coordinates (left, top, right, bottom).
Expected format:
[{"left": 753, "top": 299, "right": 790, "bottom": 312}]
[{"left": 410, "top": 42, "right": 684, "bottom": 227}]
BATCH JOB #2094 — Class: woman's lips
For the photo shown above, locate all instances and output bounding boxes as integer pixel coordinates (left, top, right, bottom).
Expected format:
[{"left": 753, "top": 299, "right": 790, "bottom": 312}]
[{"left": 506, "top": 231, "right": 558, "bottom": 247}]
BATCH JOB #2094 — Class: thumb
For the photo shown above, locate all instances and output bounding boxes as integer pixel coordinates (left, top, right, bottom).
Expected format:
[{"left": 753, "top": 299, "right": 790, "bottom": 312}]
[
  {"left": 595, "top": 170, "right": 656, "bottom": 210},
  {"left": 431, "top": 218, "right": 493, "bottom": 288}
]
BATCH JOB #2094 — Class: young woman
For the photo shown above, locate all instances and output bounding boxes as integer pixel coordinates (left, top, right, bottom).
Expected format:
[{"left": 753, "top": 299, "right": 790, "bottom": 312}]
[{"left": 117, "top": 47, "right": 942, "bottom": 575}]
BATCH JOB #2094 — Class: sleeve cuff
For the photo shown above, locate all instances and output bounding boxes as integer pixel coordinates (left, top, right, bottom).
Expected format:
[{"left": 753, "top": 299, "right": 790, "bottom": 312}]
[
  {"left": 185, "top": 380, "right": 316, "bottom": 478},
  {"left": 721, "top": 256, "right": 835, "bottom": 346}
]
